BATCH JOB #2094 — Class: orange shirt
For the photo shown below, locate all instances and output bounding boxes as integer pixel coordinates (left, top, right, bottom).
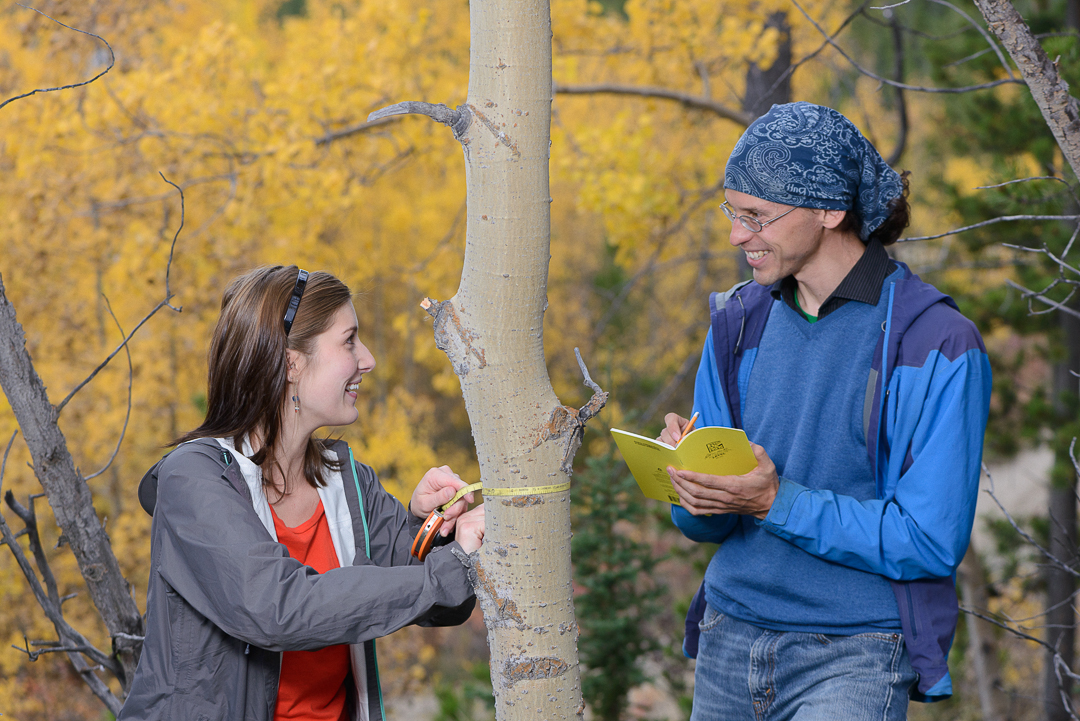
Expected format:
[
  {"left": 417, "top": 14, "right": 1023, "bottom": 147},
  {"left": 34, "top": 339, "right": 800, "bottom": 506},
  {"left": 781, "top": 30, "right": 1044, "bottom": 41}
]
[{"left": 271, "top": 500, "right": 350, "bottom": 721}]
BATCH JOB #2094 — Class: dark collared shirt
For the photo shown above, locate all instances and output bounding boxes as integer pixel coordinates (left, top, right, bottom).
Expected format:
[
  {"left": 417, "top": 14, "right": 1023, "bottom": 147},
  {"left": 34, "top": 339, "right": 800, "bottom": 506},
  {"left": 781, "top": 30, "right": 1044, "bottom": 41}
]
[{"left": 770, "top": 239, "right": 896, "bottom": 320}]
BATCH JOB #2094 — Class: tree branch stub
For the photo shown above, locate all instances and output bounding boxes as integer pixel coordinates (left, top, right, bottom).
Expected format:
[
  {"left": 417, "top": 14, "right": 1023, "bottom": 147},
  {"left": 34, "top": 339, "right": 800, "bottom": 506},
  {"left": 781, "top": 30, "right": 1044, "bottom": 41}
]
[{"left": 367, "top": 101, "right": 472, "bottom": 140}]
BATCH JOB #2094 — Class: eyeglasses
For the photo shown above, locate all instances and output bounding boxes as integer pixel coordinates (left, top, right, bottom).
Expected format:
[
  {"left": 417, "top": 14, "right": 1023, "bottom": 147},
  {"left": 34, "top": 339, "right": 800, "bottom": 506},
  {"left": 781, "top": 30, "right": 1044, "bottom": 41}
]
[
  {"left": 283, "top": 269, "right": 309, "bottom": 337},
  {"left": 720, "top": 201, "right": 798, "bottom": 233}
]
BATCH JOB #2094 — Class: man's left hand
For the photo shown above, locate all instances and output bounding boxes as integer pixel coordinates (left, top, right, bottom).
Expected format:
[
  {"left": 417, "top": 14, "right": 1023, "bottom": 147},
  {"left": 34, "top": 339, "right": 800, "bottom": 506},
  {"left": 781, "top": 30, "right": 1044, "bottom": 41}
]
[{"left": 667, "top": 442, "right": 779, "bottom": 520}]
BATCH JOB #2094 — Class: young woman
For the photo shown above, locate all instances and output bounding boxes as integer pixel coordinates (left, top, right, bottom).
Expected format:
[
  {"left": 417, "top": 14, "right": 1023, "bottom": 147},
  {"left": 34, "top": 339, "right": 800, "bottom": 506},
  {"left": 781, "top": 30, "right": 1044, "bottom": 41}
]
[{"left": 119, "top": 266, "right": 484, "bottom": 721}]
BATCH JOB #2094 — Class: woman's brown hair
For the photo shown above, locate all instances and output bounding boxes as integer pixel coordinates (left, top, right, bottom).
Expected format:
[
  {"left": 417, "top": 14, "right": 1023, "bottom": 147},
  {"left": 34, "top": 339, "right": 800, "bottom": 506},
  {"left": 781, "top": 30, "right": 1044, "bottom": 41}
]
[{"left": 174, "top": 265, "right": 354, "bottom": 494}]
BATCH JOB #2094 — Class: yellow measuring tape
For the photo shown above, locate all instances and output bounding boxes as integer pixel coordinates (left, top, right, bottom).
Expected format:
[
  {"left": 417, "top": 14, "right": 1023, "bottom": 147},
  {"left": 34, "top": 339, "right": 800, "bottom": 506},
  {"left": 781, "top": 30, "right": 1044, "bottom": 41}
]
[
  {"left": 437, "top": 480, "right": 572, "bottom": 513},
  {"left": 412, "top": 479, "right": 573, "bottom": 561}
]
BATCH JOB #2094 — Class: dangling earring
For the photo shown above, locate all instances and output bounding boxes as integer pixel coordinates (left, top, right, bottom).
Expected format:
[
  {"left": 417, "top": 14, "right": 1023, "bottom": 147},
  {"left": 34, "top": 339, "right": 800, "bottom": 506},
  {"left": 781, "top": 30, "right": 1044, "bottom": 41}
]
[{"left": 292, "top": 394, "right": 300, "bottom": 413}]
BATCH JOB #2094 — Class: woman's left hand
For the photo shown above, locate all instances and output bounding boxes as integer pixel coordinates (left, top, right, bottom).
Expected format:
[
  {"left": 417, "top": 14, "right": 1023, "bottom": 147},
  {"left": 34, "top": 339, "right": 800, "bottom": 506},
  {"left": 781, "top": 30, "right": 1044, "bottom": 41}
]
[
  {"left": 410, "top": 465, "right": 475, "bottom": 535},
  {"left": 455, "top": 503, "right": 485, "bottom": 554}
]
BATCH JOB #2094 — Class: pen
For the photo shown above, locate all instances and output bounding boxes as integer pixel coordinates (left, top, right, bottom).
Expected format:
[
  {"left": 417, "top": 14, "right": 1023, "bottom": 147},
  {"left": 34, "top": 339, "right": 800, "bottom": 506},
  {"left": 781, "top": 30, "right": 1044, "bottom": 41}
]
[{"left": 681, "top": 411, "right": 700, "bottom": 439}]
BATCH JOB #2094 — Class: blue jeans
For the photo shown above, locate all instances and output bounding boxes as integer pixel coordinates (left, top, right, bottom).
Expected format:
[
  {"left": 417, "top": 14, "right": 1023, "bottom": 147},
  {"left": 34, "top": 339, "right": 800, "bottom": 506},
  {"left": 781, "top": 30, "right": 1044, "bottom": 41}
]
[{"left": 691, "top": 606, "right": 916, "bottom": 721}]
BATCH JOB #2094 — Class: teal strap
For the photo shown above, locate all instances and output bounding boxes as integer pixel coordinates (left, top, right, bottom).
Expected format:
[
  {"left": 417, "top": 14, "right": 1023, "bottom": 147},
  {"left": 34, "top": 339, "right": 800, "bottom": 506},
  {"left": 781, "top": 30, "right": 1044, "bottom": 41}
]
[
  {"left": 347, "top": 447, "right": 385, "bottom": 721},
  {"left": 372, "top": 643, "right": 385, "bottom": 720},
  {"left": 347, "top": 447, "right": 371, "bottom": 558}
]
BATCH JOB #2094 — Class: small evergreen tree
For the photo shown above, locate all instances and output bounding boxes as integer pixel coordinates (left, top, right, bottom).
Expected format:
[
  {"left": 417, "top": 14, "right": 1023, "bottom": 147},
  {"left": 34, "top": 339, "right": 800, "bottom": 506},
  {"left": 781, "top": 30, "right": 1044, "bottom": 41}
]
[{"left": 572, "top": 446, "right": 667, "bottom": 721}]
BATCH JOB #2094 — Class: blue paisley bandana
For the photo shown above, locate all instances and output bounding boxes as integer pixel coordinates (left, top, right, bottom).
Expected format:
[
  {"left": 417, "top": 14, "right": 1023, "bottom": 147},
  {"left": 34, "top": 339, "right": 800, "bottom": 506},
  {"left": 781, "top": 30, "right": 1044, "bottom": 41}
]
[{"left": 724, "top": 102, "right": 902, "bottom": 241}]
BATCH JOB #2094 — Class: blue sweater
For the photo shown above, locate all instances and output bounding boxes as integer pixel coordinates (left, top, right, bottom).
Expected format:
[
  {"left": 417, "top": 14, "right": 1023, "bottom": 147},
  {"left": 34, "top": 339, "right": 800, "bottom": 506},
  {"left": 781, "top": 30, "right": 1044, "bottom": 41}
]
[
  {"left": 674, "top": 264, "right": 991, "bottom": 701},
  {"left": 704, "top": 277, "right": 900, "bottom": 633}
]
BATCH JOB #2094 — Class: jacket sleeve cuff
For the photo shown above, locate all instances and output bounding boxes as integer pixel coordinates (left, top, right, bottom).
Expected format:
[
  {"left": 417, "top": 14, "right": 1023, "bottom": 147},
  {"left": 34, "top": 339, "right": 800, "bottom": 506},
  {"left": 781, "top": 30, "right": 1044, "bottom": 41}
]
[{"left": 758, "top": 477, "right": 807, "bottom": 528}]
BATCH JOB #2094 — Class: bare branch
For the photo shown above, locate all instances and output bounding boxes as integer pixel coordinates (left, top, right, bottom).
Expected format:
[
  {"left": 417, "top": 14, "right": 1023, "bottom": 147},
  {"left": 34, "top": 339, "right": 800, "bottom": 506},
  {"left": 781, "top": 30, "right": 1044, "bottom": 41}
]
[
  {"left": 314, "top": 116, "right": 401, "bottom": 146},
  {"left": 961, "top": 605, "right": 1059, "bottom": 652},
  {"left": 0, "top": 499, "right": 118, "bottom": 674},
  {"left": 900, "top": 214, "right": 1080, "bottom": 241},
  {"left": 1001, "top": 242, "right": 1080, "bottom": 277},
  {"left": 789, "top": 0, "right": 1024, "bottom": 93},
  {"left": 1061, "top": 218, "right": 1080, "bottom": 258},
  {"left": 6, "top": 492, "right": 61, "bottom": 607},
  {"left": 83, "top": 296, "right": 132, "bottom": 481},
  {"left": 0, "top": 431, "right": 18, "bottom": 496},
  {"left": 755, "top": 2, "right": 869, "bottom": 108},
  {"left": 984, "top": 463, "right": 1080, "bottom": 577},
  {"left": 8, "top": 635, "right": 123, "bottom": 716},
  {"left": 158, "top": 173, "right": 184, "bottom": 310},
  {"left": 0, "top": 5, "right": 115, "bottom": 112},
  {"left": 882, "top": 9, "right": 908, "bottom": 166},
  {"left": 1006, "top": 279, "right": 1080, "bottom": 319},
  {"left": 1053, "top": 655, "right": 1080, "bottom": 720},
  {"left": 944, "top": 46, "right": 996, "bottom": 68},
  {"left": 559, "top": 350, "right": 609, "bottom": 475},
  {"left": 56, "top": 173, "right": 185, "bottom": 414},
  {"left": 574, "top": 348, "right": 603, "bottom": 396},
  {"left": 1071, "top": 438, "right": 1080, "bottom": 484},
  {"left": 976, "top": 175, "right": 1074, "bottom": 191},
  {"left": 972, "top": 0, "right": 1080, "bottom": 181},
  {"left": 554, "top": 83, "right": 753, "bottom": 126},
  {"left": 14, "top": 638, "right": 103, "bottom": 662},
  {"left": 924, "top": 0, "right": 1016, "bottom": 79}
]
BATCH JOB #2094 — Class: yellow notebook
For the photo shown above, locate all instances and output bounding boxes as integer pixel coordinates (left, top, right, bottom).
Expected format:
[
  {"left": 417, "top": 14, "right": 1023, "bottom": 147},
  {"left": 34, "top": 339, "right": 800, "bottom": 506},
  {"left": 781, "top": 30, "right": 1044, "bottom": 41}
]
[{"left": 610, "top": 426, "right": 757, "bottom": 504}]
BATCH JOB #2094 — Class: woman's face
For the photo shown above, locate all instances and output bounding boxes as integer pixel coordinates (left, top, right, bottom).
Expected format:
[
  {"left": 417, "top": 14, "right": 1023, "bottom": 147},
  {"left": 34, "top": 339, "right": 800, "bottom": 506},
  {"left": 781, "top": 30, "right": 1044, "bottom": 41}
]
[{"left": 291, "top": 303, "right": 375, "bottom": 429}]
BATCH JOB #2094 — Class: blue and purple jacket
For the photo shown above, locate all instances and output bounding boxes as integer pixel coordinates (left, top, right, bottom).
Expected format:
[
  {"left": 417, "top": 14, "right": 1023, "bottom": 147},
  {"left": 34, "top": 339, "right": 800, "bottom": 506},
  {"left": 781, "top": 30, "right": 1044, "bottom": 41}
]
[{"left": 676, "top": 263, "right": 991, "bottom": 702}]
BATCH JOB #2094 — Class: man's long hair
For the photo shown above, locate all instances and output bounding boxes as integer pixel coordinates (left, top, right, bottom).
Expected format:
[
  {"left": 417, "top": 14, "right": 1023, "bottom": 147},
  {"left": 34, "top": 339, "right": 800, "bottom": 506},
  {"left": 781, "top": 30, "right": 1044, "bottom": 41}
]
[{"left": 839, "top": 171, "right": 912, "bottom": 246}]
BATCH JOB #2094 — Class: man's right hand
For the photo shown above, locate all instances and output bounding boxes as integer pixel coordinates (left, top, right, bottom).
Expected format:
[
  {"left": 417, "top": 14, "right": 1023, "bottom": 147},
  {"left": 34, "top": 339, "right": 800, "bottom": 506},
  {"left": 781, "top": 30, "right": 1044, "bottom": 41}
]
[{"left": 660, "top": 412, "right": 692, "bottom": 446}]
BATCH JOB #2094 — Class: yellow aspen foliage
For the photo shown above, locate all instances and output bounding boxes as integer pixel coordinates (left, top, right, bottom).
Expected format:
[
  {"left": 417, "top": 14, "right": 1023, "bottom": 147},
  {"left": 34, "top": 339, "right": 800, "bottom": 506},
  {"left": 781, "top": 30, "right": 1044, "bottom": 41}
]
[{"left": 0, "top": 0, "right": 978, "bottom": 714}]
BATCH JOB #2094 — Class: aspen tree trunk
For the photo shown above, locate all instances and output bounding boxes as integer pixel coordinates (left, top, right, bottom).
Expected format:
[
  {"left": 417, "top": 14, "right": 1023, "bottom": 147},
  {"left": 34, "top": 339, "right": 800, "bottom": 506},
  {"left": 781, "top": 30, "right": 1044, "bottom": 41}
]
[
  {"left": 958, "top": 545, "right": 1008, "bottom": 721},
  {"left": 370, "top": 0, "right": 601, "bottom": 719}
]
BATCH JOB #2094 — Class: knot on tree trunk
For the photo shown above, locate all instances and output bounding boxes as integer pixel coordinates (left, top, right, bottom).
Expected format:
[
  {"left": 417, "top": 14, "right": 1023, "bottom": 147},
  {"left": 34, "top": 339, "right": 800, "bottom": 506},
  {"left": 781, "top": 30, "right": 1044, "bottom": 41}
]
[
  {"left": 469, "top": 555, "right": 529, "bottom": 631},
  {"left": 503, "top": 654, "right": 570, "bottom": 685},
  {"left": 421, "top": 297, "right": 487, "bottom": 377},
  {"left": 533, "top": 349, "right": 609, "bottom": 474}
]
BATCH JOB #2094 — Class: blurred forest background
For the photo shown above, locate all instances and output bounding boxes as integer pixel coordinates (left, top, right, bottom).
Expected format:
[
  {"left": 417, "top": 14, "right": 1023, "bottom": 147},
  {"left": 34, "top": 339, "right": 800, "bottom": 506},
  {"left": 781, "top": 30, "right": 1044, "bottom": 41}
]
[{"left": 1, "top": 0, "right": 1078, "bottom": 718}]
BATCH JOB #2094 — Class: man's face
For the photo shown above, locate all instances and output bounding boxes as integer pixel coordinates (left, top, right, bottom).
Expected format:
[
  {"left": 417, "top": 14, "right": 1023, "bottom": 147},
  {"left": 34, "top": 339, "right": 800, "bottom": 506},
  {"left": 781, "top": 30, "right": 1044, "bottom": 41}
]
[{"left": 724, "top": 189, "right": 830, "bottom": 287}]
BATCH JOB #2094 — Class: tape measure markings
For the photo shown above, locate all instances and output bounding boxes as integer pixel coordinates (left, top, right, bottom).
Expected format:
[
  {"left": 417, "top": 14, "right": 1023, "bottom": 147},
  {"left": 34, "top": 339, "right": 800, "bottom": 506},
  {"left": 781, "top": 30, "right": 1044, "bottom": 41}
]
[{"left": 438, "top": 481, "right": 571, "bottom": 512}]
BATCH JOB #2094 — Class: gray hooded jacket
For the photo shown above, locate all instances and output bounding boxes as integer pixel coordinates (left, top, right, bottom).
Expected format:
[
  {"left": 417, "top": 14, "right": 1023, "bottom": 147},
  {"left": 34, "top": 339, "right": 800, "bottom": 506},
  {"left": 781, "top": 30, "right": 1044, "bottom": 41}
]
[{"left": 118, "top": 438, "right": 475, "bottom": 721}]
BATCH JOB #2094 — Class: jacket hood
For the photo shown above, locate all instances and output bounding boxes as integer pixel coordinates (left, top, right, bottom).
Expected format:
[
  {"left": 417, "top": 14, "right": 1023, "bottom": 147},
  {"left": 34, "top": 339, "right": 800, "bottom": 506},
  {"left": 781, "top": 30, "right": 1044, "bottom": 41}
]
[
  {"left": 138, "top": 438, "right": 352, "bottom": 517},
  {"left": 138, "top": 457, "right": 167, "bottom": 517}
]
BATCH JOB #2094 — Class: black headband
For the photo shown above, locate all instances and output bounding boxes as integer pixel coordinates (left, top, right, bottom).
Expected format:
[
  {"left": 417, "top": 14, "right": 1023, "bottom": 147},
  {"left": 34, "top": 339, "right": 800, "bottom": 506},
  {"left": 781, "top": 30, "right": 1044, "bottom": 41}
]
[{"left": 283, "top": 269, "right": 309, "bottom": 337}]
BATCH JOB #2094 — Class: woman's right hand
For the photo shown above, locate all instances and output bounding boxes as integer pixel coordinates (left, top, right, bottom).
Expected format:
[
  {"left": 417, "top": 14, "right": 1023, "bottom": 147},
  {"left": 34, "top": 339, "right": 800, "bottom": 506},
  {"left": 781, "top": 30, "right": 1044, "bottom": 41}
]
[{"left": 454, "top": 503, "right": 485, "bottom": 554}]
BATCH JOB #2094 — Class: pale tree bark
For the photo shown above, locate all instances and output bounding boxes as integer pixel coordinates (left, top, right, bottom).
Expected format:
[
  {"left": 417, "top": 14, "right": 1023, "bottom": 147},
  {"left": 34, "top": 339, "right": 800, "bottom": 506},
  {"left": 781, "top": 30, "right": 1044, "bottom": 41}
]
[
  {"left": 958, "top": 544, "right": 1009, "bottom": 721},
  {"left": 972, "top": 0, "right": 1080, "bottom": 182},
  {"left": 369, "top": 0, "right": 605, "bottom": 718}
]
